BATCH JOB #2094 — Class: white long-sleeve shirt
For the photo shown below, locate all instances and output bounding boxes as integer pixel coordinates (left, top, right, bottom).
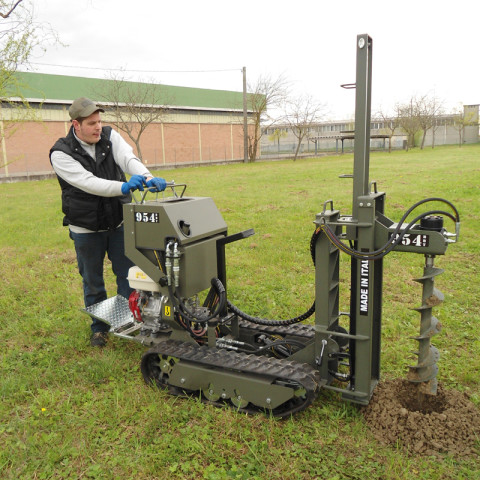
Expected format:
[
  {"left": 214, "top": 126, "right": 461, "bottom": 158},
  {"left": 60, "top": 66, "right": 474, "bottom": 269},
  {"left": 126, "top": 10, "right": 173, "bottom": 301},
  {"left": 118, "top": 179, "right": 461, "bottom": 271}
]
[
  {"left": 51, "top": 128, "right": 151, "bottom": 196},
  {"left": 51, "top": 128, "right": 152, "bottom": 232}
]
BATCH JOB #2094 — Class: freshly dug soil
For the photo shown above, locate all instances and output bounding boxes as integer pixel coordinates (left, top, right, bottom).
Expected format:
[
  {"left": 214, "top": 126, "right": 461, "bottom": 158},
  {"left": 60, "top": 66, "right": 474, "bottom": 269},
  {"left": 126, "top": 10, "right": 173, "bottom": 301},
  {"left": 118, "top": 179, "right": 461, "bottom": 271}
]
[{"left": 361, "top": 379, "right": 480, "bottom": 458}]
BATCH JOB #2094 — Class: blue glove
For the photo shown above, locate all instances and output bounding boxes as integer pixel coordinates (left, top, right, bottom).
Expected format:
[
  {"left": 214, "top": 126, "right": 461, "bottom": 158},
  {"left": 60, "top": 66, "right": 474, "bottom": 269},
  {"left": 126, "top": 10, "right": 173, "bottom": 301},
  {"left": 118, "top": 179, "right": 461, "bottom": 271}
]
[
  {"left": 121, "top": 175, "right": 146, "bottom": 195},
  {"left": 146, "top": 177, "right": 167, "bottom": 192}
]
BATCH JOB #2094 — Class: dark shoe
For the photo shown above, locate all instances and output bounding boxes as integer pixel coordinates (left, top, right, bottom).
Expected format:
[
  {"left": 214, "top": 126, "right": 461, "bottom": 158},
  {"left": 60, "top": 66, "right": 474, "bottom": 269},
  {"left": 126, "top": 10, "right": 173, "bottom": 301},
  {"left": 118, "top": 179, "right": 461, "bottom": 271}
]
[{"left": 90, "top": 332, "right": 108, "bottom": 347}]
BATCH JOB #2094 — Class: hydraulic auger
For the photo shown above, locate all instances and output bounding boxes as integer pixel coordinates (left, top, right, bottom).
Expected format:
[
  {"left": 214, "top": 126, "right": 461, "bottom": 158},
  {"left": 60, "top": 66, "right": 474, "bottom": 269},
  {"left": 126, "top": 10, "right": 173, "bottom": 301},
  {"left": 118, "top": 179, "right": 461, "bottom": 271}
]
[{"left": 82, "top": 34, "right": 460, "bottom": 416}]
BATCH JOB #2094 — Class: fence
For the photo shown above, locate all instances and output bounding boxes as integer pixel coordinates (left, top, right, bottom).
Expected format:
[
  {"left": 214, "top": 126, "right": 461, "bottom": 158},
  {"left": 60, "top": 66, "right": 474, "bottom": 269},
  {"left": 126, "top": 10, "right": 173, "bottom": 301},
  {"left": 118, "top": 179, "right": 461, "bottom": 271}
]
[{"left": 260, "top": 136, "right": 400, "bottom": 157}]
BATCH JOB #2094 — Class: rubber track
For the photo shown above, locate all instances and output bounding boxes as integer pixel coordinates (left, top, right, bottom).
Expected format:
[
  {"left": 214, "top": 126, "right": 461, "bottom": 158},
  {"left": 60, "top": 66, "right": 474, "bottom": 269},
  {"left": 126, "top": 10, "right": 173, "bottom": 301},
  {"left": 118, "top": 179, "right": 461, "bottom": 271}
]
[{"left": 142, "top": 339, "right": 324, "bottom": 417}]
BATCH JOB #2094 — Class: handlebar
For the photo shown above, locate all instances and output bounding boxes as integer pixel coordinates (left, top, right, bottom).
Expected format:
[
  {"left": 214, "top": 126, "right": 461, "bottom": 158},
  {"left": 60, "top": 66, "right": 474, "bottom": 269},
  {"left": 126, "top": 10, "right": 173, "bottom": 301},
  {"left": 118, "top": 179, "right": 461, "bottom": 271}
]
[{"left": 132, "top": 182, "right": 187, "bottom": 204}]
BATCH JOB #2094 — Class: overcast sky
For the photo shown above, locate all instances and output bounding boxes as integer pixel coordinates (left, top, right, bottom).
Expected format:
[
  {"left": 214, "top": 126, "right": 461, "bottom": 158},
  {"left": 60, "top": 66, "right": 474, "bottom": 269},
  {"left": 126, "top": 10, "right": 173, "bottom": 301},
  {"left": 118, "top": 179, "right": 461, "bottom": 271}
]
[{"left": 31, "top": 0, "right": 478, "bottom": 120}]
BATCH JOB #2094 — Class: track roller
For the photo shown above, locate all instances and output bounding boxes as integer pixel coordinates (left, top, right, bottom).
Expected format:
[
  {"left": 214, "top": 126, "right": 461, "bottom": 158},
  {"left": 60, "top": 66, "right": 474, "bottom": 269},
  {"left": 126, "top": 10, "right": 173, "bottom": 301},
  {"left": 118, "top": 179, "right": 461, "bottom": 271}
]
[{"left": 140, "top": 339, "right": 325, "bottom": 417}]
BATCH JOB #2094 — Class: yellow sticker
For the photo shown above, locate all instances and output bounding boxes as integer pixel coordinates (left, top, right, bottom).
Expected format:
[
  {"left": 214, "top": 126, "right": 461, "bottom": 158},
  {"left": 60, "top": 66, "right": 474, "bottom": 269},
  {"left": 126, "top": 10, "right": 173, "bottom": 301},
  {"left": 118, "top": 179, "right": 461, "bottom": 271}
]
[{"left": 164, "top": 305, "right": 171, "bottom": 317}]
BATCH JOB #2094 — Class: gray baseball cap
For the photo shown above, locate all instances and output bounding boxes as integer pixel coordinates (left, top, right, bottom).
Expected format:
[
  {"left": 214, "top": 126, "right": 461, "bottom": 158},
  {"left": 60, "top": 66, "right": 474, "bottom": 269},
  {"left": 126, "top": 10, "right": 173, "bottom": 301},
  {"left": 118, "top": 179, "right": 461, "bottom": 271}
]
[{"left": 68, "top": 97, "right": 104, "bottom": 120}]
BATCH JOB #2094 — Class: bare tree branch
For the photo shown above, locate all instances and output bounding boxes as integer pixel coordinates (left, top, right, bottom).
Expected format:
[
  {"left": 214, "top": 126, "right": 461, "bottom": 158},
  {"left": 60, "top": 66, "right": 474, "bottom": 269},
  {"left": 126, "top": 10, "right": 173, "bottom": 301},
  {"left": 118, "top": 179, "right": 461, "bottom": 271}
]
[
  {"left": 0, "top": 0, "right": 23, "bottom": 19},
  {"left": 394, "top": 94, "right": 445, "bottom": 150},
  {"left": 394, "top": 98, "right": 422, "bottom": 150},
  {"left": 93, "top": 72, "right": 173, "bottom": 160},
  {"left": 282, "top": 94, "right": 327, "bottom": 161},
  {"left": 0, "top": 0, "right": 59, "bottom": 173},
  {"left": 0, "top": 0, "right": 59, "bottom": 98},
  {"left": 415, "top": 94, "right": 444, "bottom": 149},
  {"left": 374, "top": 106, "right": 399, "bottom": 153},
  {"left": 245, "top": 73, "right": 289, "bottom": 162}
]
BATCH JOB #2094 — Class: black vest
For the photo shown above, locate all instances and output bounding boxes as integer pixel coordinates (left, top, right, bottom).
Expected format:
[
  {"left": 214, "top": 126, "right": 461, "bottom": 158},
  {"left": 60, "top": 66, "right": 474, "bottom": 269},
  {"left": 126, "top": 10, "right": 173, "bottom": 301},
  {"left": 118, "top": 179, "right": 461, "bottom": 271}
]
[{"left": 49, "top": 126, "right": 132, "bottom": 231}]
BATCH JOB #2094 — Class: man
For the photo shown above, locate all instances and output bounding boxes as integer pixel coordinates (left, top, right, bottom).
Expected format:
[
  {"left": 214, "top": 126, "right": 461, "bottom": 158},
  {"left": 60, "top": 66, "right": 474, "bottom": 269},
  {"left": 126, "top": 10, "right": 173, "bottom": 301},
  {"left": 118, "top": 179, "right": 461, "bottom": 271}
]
[{"left": 50, "top": 97, "right": 167, "bottom": 347}]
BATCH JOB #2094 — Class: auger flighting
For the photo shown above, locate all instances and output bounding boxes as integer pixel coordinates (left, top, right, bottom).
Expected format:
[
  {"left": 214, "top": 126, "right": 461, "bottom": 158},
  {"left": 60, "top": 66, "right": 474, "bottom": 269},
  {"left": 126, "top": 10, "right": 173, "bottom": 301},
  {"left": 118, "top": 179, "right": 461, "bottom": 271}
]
[{"left": 409, "top": 254, "right": 445, "bottom": 395}]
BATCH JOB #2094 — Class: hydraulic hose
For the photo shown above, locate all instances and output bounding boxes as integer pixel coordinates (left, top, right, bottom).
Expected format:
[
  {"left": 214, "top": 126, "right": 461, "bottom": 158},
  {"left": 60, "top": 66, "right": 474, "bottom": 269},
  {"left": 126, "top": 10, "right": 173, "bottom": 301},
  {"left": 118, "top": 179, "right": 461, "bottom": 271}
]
[
  {"left": 227, "top": 299, "right": 315, "bottom": 327},
  {"left": 226, "top": 228, "right": 320, "bottom": 327},
  {"left": 226, "top": 197, "right": 460, "bottom": 326},
  {"left": 170, "top": 278, "right": 226, "bottom": 325},
  {"left": 217, "top": 336, "right": 308, "bottom": 356},
  {"left": 319, "top": 197, "right": 460, "bottom": 261}
]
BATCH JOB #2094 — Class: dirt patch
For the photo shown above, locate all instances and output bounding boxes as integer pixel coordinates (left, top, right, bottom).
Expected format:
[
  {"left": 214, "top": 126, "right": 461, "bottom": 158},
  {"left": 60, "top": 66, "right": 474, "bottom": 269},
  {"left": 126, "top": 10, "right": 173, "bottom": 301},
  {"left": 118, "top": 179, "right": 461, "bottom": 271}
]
[{"left": 362, "top": 379, "right": 480, "bottom": 458}]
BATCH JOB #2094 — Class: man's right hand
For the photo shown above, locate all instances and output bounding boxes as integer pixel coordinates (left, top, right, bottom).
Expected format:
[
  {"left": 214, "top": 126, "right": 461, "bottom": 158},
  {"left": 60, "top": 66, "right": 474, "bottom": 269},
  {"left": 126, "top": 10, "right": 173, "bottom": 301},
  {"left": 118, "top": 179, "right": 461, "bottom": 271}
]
[{"left": 121, "top": 175, "right": 146, "bottom": 194}]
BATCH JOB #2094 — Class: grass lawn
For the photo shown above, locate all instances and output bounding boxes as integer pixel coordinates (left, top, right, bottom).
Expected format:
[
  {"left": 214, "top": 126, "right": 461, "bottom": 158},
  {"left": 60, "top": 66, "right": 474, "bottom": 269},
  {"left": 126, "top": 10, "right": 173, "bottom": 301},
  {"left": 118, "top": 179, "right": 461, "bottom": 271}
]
[{"left": 1, "top": 144, "right": 479, "bottom": 479}]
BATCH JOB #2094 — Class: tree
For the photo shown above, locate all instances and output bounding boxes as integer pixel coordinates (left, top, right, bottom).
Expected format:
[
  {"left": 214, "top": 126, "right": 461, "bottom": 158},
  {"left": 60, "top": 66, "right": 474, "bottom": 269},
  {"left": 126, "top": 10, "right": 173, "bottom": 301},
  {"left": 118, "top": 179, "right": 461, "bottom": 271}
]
[
  {"left": 414, "top": 94, "right": 444, "bottom": 149},
  {"left": 394, "top": 94, "right": 445, "bottom": 150},
  {"left": 395, "top": 98, "right": 422, "bottom": 150},
  {"left": 282, "top": 94, "right": 326, "bottom": 161},
  {"left": 0, "top": 0, "right": 57, "bottom": 99},
  {"left": 0, "top": 1, "right": 58, "bottom": 175},
  {"left": 268, "top": 128, "right": 287, "bottom": 155},
  {"left": 427, "top": 96, "right": 445, "bottom": 149},
  {"left": 94, "top": 72, "right": 172, "bottom": 161},
  {"left": 246, "top": 73, "right": 289, "bottom": 162},
  {"left": 374, "top": 107, "right": 399, "bottom": 153},
  {"left": 1, "top": 0, "right": 30, "bottom": 98},
  {"left": 451, "top": 104, "right": 477, "bottom": 147}
]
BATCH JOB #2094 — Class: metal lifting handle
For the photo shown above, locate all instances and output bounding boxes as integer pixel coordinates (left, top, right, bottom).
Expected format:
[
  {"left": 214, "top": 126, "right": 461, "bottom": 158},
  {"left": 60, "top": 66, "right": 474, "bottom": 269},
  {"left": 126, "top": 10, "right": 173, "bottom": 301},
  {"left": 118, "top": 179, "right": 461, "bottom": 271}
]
[
  {"left": 132, "top": 182, "right": 188, "bottom": 204},
  {"left": 322, "top": 199, "right": 335, "bottom": 213}
]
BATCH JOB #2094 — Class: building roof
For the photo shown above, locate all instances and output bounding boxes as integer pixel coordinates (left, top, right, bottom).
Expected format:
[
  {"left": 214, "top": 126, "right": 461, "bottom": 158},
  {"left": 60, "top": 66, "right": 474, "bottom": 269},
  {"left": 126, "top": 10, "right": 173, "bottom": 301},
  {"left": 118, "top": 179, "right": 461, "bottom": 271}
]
[{"left": 12, "top": 71, "right": 247, "bottom": 112}]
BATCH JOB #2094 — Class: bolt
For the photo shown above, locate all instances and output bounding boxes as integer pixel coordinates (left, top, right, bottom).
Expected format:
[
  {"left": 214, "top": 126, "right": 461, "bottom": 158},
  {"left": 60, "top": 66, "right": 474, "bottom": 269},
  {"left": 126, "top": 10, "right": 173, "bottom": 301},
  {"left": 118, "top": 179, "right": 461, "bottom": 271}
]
[
  {"left": 359, "top": 202, "right": 364, "bottom": 207},
  {"left": 266, "top": 398, "right": 271, "bottom": 405},
  {"left": 221, "top": 392, "right": 227, "bottom": 399},
  {"left": 180, "top": 378, "right": 185, "bottom": 384}
]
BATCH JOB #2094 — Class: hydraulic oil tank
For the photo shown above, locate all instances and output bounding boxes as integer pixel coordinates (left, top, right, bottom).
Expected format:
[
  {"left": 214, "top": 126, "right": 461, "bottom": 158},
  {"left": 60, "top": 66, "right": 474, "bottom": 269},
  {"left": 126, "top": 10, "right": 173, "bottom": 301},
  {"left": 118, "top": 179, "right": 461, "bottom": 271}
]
[{"left": 123, "top": 196, "right": 228, "bottom": 298}]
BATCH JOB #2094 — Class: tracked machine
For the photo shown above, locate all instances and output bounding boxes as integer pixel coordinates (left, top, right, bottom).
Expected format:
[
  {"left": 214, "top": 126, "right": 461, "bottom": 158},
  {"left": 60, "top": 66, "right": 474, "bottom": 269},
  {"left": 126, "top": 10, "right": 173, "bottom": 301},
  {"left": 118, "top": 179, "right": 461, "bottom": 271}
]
[{"left": 84, "top": 35, "right": 460, "bottom": 417}]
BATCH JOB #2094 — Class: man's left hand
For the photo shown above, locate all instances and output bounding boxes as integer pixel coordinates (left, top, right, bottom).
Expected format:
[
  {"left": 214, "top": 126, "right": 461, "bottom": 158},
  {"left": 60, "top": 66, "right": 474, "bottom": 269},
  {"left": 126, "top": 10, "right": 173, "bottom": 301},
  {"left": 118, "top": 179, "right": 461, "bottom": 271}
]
[{"left": 146, "top": 177, "right": 167, "bottom": 192}]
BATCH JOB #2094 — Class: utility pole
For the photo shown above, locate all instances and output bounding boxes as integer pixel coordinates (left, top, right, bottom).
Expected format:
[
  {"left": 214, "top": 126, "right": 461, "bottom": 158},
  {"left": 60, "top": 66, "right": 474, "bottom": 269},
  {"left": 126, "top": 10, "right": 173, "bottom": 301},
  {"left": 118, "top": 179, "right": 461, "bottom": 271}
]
[{"left": 242, "top": 66, "right": 248, "bottom": 163}]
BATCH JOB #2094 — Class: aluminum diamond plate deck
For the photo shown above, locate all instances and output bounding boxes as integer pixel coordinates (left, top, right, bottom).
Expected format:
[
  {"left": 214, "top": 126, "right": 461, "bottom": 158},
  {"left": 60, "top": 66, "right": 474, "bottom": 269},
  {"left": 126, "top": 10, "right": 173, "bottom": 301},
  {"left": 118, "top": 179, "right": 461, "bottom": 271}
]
[{"left": 84, "top": 295, "right": 134, "bottom": 332}]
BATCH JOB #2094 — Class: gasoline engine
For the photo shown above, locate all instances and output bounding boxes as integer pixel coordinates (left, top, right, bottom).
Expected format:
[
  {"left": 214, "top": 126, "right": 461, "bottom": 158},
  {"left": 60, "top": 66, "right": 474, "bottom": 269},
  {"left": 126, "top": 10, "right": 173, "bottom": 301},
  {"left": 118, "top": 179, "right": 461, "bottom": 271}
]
[{"left": 84, "top": 35, "right": 460, "bottom": 417}]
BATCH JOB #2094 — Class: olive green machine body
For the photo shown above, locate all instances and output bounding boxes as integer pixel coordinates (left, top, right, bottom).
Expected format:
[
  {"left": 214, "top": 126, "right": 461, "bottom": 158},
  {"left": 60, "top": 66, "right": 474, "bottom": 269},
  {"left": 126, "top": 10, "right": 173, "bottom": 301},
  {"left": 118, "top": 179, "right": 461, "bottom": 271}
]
[{"left": 83, "top": 34, "right": 459, "bottom": 415}]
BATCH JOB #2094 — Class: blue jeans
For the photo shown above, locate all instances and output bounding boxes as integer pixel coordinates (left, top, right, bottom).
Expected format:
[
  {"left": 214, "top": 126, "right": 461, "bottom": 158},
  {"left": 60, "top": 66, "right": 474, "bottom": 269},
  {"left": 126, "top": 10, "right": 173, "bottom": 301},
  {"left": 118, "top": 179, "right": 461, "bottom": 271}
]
[{"left": 70, "top": 225, "right": 134, "bottom": 333}]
